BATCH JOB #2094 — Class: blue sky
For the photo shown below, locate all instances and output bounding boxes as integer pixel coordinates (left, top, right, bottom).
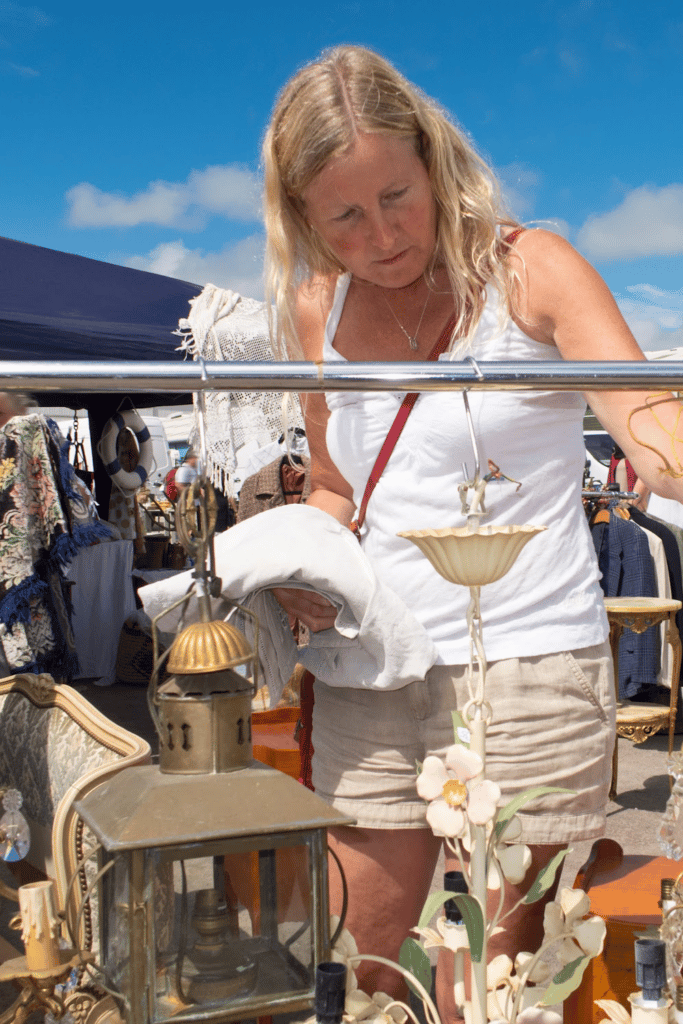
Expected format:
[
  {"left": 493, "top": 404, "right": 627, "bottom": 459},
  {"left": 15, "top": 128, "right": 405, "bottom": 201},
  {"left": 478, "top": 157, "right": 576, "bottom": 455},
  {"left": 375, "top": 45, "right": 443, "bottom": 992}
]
[{"left": 2, "top": 0, "right": 682, "bottom": 350}]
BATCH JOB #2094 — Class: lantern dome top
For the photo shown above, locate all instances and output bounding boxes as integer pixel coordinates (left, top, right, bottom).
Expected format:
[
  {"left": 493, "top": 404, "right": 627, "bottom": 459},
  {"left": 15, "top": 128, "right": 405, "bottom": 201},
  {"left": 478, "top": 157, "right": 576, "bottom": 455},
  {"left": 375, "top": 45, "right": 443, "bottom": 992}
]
[{"left": 167, "top": 620, "right": 254, "bottom": 675}]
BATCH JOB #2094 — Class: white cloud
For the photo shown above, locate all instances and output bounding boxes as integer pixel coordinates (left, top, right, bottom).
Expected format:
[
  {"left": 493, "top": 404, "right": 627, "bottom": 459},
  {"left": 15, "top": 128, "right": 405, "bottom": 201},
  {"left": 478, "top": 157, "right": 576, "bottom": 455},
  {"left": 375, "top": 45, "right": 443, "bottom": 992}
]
[
  {"left": 118, "top": 235, "right": 265, "bottom": 300},
  {"left": 0, "top": 3, "right": 52, "bottom": 29},
  {"left": 535, "top": 217, "right": 572, "bottom": 240},
  {"left": 577, "top": 184, "right": 683, "bottom": 260},
  {"left": 66, "top": 165, "right": 261, "bottom": 229},
  {"left": 626, "top": 319, "right": 683, "bottom": 352},
  {"left": 616, "top": 283, "right": 683, "bottom": 350},
  {"left": 1, "top": 58, "right": 37, "bottom": 74},
  {"left": 497, "top": 162, "right": 540, "bottom": 220}
]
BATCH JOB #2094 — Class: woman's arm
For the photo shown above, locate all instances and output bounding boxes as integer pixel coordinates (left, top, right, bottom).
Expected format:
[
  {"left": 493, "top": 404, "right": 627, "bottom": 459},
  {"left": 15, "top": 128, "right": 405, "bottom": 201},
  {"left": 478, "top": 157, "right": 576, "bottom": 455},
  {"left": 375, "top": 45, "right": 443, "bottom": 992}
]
[
  {"left": 613, "top": 461, "right": 651, "bottom": 511},
  {"left": 271, "top": 279, "right": 357, "bottom": 630},
  {"left": 511, "top": 230, "right": 683, "bottom": 501},
  {"left": 295, "top": 277, "right": 357, "bottom": 523}
]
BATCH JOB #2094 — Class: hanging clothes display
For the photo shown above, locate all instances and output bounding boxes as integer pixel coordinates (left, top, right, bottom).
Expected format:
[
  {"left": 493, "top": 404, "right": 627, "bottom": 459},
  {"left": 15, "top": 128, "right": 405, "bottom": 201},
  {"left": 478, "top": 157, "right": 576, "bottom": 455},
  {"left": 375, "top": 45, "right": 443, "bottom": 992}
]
[
  {"left": 590, "top": 505, "right": 658, "bottom": 698},
  {"left": 629, "top": 506, "right": 683, "bottom": 691},
  {"left": 0, "top": 414, "right": 112, "bottom": 678}
]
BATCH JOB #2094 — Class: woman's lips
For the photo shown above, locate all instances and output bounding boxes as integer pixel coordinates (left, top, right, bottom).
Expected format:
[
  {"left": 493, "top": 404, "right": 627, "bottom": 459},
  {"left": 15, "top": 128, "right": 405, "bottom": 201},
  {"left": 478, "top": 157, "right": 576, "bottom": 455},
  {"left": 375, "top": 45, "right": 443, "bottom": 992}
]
[{"left": 377, "top": 249, "right": 408, "bottom": 265}]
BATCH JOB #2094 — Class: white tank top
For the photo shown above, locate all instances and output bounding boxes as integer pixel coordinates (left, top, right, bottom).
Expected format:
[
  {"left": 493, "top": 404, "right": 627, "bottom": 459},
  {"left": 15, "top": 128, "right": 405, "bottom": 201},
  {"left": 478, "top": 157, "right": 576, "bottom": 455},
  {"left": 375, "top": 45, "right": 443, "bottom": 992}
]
[{"left": 323, "top": 273, "right": 608, "bottom": 666}]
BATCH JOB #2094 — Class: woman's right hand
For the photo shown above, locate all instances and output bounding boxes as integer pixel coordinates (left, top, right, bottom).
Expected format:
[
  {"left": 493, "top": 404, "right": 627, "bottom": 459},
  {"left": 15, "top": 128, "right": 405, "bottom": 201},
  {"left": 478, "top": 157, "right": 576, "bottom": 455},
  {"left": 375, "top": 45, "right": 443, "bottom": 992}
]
[{"left": 271, "top": 587, "right": 338, "bottom": 633}]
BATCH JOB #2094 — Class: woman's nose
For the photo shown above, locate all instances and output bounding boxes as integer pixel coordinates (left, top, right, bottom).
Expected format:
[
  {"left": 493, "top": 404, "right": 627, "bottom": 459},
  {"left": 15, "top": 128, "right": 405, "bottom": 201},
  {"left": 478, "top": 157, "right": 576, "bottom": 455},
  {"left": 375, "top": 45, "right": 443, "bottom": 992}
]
[{"left": 365, "top": 209, "right": 396, "bottom": 249}]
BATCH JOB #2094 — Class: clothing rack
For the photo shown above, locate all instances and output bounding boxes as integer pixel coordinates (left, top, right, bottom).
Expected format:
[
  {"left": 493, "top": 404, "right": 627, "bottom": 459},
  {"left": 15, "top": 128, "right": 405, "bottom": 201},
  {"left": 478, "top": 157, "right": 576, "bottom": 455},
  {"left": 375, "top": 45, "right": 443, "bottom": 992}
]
[{"left": 582, "top": 490, "right": 638, "bottom": 502}]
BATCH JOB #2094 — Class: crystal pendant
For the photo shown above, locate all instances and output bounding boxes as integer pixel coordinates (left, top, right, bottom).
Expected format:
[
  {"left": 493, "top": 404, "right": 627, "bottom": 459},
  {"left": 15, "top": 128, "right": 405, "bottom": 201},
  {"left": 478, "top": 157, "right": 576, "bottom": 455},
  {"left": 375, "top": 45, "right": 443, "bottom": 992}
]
[{"left": 659, "top": 753, "right": 683, "bottom": 859}]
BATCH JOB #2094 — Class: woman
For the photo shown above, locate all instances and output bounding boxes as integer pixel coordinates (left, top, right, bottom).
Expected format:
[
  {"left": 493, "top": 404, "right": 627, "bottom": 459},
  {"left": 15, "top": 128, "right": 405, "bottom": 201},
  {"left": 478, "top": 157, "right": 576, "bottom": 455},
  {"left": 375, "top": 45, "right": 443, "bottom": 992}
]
[
  {"left": 607, "top": 442, "right": 650, "bottom": 511},
  {"left": 262, "top": 45, "right": 683, "bottom": 1016}
]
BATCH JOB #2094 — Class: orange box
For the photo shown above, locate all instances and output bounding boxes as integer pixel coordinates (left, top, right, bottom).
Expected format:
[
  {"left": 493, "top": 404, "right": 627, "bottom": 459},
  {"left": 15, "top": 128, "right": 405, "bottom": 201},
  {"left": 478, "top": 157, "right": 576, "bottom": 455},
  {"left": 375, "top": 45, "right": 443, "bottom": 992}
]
[{"left": 565, "top": 847, "right": 681, "bottom": 1022}]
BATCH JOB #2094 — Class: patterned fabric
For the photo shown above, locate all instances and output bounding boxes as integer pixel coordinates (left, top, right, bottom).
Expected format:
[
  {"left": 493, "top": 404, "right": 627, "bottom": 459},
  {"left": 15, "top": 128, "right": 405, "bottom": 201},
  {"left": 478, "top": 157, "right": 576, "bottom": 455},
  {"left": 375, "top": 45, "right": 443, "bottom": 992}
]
[
  {"left": 107, "top": 489, "right": 138, "bottom": 540},
  {"left": 0, "top": 415, "right": 112, "bottom": 678},
  {"left": 0, "top": 689, "right": 121, "bottom": 829},
  {"left": 607, "top": 454, "right": 638, "bottom": 491},
  {"left": 236, "top": 455, "right": 311, "bottom": 523}
]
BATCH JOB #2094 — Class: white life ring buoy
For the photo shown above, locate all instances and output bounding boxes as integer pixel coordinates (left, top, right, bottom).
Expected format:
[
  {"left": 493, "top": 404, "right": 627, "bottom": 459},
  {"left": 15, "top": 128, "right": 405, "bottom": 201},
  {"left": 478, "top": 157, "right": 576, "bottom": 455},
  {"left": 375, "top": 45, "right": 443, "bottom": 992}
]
[{"left": 99, "top": 410, "right": 155, "bottom": 492}]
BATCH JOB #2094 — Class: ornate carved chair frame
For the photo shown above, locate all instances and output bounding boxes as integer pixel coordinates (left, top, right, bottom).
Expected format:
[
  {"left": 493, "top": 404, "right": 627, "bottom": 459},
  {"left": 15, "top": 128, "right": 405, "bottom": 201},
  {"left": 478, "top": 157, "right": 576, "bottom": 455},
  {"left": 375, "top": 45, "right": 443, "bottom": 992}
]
[{"left": 0, "top": 673, "right": 151, "bottom": 962}]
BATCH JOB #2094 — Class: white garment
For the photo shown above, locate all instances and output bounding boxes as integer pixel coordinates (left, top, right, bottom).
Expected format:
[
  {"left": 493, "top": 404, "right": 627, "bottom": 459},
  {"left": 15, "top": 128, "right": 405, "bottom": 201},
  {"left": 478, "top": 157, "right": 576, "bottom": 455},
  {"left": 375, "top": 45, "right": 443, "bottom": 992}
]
[
  {"left": 64, "top": 540, "right": 137, "bottom": 686},
  {"left": 175, "top": 463, "right": 198, "bottom": 486},
  {"left": 648, "top": 494, "right": 683, "bottom": 530},
  {"left": 324, "top": 274, "right": 609, "bottom": 665},
  {"left": 139, "top": 504, "right": 438, "bottom": 706},
  {"left": 635, "top": 524, "right": 670, "bottom": 686}
]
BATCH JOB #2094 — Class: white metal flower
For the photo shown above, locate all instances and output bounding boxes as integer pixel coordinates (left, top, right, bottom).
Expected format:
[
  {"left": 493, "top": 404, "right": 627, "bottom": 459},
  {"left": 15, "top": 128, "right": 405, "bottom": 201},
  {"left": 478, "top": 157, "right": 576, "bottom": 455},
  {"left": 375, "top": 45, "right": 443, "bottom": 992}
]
[
  {"left": 329, "top": 915, "right": 360, "bottom": 995},
  {"left": 488, "top": 1006, "right": 562, "bottom": 1024},
  {"left": 485, "top": 955, "right": 553, "bottom": 1021},
  {"left": 515, "top": 1010, "right": 563, "bottom": 1024},
  {"left": 542, "top": 888, "right": 606, "bottom": 964},
  {"left": 594, "top": 998, "right": 632, "bottom": 1024},
  {"left": 417, "top": 746, "right": 501, "bottom": 838},
  {"left": 329, "top": 917, "right": 409, "bottom": 1024},
  {"left": 487, "top": 842, "right": 533, "bottom": 889},
  {"left": 412, "top": 915, "right": 469, "bottom": 953},
  {"left": 513, "top": 952, "right": 551, "bottom": 987},
  {"left": 345, "top": 989, "right": 408, "bottom": 1024}
]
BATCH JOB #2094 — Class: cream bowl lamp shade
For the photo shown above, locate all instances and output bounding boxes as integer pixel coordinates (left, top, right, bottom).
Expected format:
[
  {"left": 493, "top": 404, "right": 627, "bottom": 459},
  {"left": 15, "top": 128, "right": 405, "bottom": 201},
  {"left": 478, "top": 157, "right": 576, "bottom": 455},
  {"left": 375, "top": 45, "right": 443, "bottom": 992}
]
[{"left": 397, "top": 524, "right": 547, "bottom": 588}]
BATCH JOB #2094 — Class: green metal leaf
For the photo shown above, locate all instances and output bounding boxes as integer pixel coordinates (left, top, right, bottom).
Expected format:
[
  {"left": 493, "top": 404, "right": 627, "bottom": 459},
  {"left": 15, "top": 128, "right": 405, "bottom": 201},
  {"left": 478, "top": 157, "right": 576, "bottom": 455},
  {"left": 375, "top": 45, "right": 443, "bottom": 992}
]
[
  {"left": 399, "top": 937, "right": 433, "bottom": 998},
  {"left": 524, "top": 848, "right": 570, "bottom": 904},
  {"left": 418, "top": 890, "right": 458, "bottom": 928},
  {"left": 451, "top": 710, "right": 471, "bottom": 746},
  {"left": 453, "top": 894, "right": 484, "bottom": 963},
  {"left": 493, "top": 786, "right": 573, "bottom": 841},
  {"left": 416, "top": 891, "right": 484, "bottom": 963},
  {"left": 540, "top": 955, "right": 590, "bottom": 1005}
]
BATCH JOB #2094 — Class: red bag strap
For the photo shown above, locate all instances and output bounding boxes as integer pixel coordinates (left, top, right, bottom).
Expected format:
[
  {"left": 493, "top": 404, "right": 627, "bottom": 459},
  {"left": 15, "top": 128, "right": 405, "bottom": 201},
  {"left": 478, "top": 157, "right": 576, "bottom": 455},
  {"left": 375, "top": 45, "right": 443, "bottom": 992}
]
[
  {"left": 350, "top": 313, "right": 457, "bottom": 537},
  {"left": 503, "top": 226, "right": 525, "bottom": 247},
  {"left": 348, "top": 230, "right": 525, "bottom": 538}
]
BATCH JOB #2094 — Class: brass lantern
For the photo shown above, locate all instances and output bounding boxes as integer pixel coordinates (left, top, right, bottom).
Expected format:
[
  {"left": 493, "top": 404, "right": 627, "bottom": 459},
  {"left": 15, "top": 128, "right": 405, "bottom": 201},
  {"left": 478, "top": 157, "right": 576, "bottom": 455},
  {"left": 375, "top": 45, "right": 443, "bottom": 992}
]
[{"left": 74, "top": 604, "right": 350, "bottom": 1024}]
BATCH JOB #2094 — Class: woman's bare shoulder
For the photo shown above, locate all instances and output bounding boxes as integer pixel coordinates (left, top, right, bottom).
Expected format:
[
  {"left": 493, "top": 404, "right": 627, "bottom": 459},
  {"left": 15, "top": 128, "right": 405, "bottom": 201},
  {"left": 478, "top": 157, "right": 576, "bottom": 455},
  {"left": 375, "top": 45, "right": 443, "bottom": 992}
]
[
  {"left": 295, "top": 274, "right": 338, "bottom": 359},
  {"left": 509, "top": 227, "right": 601, "bottom": 285},
  {"left": 510, "top": 227, "right": 643, "bottom": 358}
]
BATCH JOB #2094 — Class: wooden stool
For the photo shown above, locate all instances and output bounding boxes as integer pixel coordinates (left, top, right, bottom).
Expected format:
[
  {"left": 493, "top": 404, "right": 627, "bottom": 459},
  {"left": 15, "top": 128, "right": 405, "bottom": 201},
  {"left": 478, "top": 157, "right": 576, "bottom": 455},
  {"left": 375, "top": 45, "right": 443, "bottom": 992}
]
[
  {"left": 604, "top": 596, "right": 682, "bottom": 799},
  {"left": 564, "top": 839, "right": 681, "bottom": 1022},
  {"left": 252, "top": 706, "right": 301, "bottom": 780}
]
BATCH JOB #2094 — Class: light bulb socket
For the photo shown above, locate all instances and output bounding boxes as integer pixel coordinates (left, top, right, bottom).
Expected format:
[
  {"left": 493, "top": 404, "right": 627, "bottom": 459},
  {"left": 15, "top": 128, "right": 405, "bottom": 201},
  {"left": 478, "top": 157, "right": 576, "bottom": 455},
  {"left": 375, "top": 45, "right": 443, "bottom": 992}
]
[
  {"left": 315, "top": 962, "right": 346, "bottom": 1024},
  {"left": 635, "top": 938, "right": 667, "bottom": 1001},
  {"left": 662, "top": 878, "right": 676, "bottom": 902},
  {"left": 444, "top": 870, "right": 468, "bottom": 924}
]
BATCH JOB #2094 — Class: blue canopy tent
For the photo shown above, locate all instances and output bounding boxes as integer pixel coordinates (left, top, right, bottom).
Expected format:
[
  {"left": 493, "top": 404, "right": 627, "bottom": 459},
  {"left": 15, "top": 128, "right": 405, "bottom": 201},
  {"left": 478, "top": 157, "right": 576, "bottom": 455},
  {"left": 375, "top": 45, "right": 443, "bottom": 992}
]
[
  {"left": 0, "top": 235, "right": 200, "bottom": 400},
  {"left": 0, "top": 235, "right": 202, "bottom": 511}
]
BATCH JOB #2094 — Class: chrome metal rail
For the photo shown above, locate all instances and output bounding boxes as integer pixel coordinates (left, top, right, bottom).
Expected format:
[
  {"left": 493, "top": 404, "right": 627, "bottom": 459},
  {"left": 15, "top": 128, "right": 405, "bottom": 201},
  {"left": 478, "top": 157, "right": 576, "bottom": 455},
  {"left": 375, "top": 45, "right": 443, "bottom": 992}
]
[{"left": 1, "top": 359, "right": 683, "bottom": 394}]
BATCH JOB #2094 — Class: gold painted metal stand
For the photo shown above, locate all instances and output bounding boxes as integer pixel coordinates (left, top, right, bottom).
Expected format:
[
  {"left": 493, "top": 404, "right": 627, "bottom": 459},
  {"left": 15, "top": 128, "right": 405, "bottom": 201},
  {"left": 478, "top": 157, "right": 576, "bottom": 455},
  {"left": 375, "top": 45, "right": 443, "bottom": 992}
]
[
  {"left": 0, "top": 949, "right": 95, "bottom": 1024},
  {"left": 605, "top": 596, "right": 682, "bottom": 800}
]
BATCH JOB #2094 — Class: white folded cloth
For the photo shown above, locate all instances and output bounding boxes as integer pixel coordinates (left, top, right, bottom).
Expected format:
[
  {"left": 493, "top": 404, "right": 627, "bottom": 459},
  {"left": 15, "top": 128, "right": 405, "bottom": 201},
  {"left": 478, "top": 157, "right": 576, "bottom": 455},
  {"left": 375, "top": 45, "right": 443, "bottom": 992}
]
[{"left": 139, "top": 504, "right": 438, "bottom": 706}]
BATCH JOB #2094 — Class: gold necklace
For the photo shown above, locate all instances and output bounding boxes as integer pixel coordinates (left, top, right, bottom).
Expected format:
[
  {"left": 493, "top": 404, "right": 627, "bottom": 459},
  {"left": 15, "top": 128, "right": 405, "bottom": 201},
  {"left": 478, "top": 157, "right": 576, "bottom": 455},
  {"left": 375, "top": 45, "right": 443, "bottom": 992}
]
[{"left": 381, "top": 287, "right": 431, "bottom": 351}]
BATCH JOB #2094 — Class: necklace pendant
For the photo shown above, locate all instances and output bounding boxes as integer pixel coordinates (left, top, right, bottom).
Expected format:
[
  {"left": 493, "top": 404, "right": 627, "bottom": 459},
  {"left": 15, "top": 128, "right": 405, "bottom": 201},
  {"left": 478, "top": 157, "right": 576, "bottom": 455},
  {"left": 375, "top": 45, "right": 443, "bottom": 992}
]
[{"left": 409, "top": 336, "right": 418, "bottom": 351}]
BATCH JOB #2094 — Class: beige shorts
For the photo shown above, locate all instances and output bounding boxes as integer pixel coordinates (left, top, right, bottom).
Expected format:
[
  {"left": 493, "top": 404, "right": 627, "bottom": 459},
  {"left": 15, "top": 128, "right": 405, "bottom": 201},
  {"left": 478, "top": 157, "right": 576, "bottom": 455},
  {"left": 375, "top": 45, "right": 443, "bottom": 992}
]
[{"left": 311, "top": 641, "right": 615, "bottom": 844}]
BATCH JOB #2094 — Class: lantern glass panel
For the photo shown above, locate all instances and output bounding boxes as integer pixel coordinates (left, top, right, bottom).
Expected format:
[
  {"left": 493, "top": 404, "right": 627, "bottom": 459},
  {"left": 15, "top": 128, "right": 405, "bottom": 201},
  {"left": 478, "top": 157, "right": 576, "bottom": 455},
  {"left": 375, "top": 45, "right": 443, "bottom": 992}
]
[{"left": 98, "top": 833, "right": 325, "bottom": 1024}]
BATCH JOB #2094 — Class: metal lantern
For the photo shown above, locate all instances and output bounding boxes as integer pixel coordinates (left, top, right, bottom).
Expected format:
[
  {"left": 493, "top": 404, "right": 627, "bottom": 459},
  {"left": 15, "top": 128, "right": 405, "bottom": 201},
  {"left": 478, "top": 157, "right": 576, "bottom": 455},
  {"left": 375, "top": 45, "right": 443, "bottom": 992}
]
[{"left": 74, "top": 610, "right": 350, "bottom": 1024}]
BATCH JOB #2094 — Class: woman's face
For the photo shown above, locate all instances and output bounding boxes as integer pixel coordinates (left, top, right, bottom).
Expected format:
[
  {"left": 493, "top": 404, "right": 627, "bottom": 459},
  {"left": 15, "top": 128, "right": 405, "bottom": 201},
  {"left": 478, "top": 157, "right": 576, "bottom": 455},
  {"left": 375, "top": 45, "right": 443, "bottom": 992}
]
[{"left": 301, "top": 132, "right": 437, "bottom": 288}]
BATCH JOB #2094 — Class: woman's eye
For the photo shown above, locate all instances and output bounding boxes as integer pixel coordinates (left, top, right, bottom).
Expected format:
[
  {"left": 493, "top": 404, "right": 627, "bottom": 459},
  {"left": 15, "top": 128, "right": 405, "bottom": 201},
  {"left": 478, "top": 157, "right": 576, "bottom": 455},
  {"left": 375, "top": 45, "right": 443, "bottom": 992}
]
[
  {"left": 384, "top": 188, "right": 408, "bottom": 203},
  {"left": 334, "top": 209, "right": 356, "bottom": 222}
]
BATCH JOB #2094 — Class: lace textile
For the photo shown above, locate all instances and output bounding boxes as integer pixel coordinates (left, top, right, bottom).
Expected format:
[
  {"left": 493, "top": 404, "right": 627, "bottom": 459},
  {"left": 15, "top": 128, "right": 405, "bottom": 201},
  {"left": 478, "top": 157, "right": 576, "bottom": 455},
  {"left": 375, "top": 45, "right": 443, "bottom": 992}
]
[{"left": 176, "top": 284, "right": 304, "bottom": 495}]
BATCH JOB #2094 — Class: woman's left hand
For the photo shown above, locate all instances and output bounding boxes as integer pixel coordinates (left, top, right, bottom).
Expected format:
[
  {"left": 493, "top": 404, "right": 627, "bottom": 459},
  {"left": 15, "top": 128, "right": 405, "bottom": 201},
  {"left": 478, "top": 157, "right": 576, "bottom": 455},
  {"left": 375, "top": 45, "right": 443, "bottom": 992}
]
[{"left": 271, "top": 586, "right": 338, "bottom": 632}]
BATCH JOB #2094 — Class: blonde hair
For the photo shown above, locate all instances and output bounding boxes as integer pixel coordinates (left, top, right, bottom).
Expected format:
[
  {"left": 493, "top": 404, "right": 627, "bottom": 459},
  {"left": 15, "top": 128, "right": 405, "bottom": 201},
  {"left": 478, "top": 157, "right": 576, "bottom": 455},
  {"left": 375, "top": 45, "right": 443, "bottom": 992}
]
[{"left": 263, "top": 45, "right": 518, "bottom": 359}]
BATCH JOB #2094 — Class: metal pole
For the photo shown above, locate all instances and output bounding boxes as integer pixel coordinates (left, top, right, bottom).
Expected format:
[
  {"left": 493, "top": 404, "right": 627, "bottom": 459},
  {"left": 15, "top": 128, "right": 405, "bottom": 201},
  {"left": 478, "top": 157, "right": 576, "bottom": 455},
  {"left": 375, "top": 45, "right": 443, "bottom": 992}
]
[{"left": 2, "top": 359, "right": 683, "bottom": 393}]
